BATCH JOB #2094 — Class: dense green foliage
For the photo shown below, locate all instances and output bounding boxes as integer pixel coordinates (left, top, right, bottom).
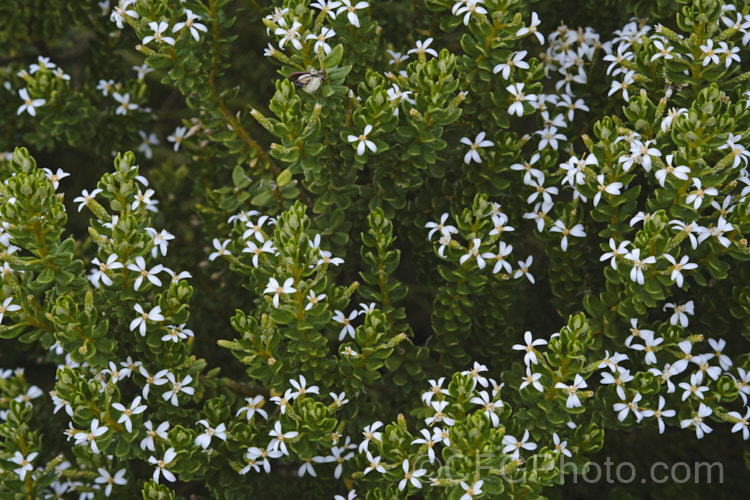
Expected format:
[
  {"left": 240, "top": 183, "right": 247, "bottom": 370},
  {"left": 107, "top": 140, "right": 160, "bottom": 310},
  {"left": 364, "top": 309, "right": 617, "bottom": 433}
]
[{"left": 2, "top": 0, "right": 750, "bottom": 498}]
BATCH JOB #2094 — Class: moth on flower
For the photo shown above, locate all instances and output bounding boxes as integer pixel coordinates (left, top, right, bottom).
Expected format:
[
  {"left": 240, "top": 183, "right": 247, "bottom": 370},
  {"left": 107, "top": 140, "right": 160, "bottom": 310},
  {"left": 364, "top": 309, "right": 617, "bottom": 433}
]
[{"left": 287, "top": 69, "right": 327, "bottom": 94}]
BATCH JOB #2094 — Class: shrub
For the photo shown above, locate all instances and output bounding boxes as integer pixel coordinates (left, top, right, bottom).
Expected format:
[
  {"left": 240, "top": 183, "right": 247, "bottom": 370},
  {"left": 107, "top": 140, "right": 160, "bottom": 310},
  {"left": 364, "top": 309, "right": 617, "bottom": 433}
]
[{"left": 2, "top": 0, "right": 750, "bottom": 498}]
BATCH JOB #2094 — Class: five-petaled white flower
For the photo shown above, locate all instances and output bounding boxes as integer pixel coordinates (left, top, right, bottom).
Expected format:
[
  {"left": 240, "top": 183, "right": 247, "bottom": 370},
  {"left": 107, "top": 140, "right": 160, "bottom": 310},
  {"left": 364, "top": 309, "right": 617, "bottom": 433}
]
[
  {"left": 236, "top": 395, "right": 269, "bottom": 420},
  {"left": 148, "top": 447, "right": 178, "bottom": 483},
  {"left": 502, "top": 429, "right": 537, "bottom": 459},
  {"left": 347, "top": 124, "right": 377, "bottom": 156},
  {"left": 17, "top": 88, "right": 46, "bottom": 117},
  {"left": 512, "top": 330, "right": 547, "bottom": 365},
  {"left": 336, "top": 0, "right": 368, "bottom": 27},
  {"left": 399, "top": 459, "right": 427, "bottom": 490},
  {"left": 113, "top": 92, "right": 138, "bottom": 115},
  {"left": 112, "top": 396, "right": 147, "bottom": 433},
  {"left": 460, "top": 480, "right": 484, "bottom": 500},
  {"left": 264, "top": 277, "right": 296, "bottom": 308},
  {"left": 555, "top": 374, "right": 587, "bottom": 408},
  {"left": 95, "top": 468, "right": 127, "bottom": 497},
  {"left": 516, "top": 11, "right": 544, "bottom": 43},
  {"left": 268, "top": 421, "right": 299, "bottom": 455},
  {"left": 208, "top": 238, "right": 231, "bottom": 261},
  {"left": 333, "top": 309, "right": 358, "bottom": 340},
  {"left": 73, "top": 188, "right": 103, "bottom": 212},
  {"left": 162, "top": 372, "right": 195, "bottom": 406},
  {"left": 305, "top": 27, "right": 336, "bottom": 54},
  {"left": 195, "top": 420, "right": 228, "bottom": 449},
  {"left": 140, "top": 420, "right": 169, "bottom": 451},
  {"left": 493, "top": 50, "right": 529, "bottom": 79},
  {"left": 0, "top": 297, "right": 22, "bottom": 325},
  {"left": 11, "top": 451, "right": 37, "bottom": 480},
  {"left": 130, "top": 304, "right": 165, "bottom": 336},
  {"left": 127, "top": 256, "right": 163, "bottom": 290},
  {"left": 408, "top": 38, "right": 439, "bottom": 58},
  {"left": 143, "top": 21, "right": 175, "bottom": 45},
  {"left": 506, "top": 83, "right": 536, "bottom": 116},
  {"left": 173, "top": 9, "right": 207, "bottom": 41},
  {"left": 460, "top": 132, "right": 493, "bottom": 164},
  {"left": 679, "top": 402, "right": 713, "bottom": 439},
  {"left": 42, "top": 167, "right": 70, "bottom": 190},
  {"left": 74, "top": 418, "right": 108, "bottom": 453}
]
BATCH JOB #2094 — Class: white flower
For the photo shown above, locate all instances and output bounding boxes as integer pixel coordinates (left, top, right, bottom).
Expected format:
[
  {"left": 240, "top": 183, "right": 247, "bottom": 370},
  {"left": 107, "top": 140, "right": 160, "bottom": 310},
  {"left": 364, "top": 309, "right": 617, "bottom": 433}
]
[
  {"left": 493, "top": 50, "right": 529, "bottom": 79},
  {"left": 679, "top": 402, "right": 713, "bottom": 439},
  {"left": 262, "top": 277, "right": 295, "bottom": 308},
  {"left": 140, "top": 421, "right": 169, "bottom": 451},
  {"left": 275, "top": 21, "right": 303, "bottom": 50},
  {"left": 506, "top": 83, "right": 536, "bottom": 116},
  {"left": 112, "top": 396, "right": 147, "bottom": 433},
  {"left": 305, "top": 27, "right": 336, "bottom": 54},
  {"left": 630, "top": 334, "right": 663, "bottom": 365},
  {"left": 425, "top": 213, "right": 458, "bottom": 240},
  {"left": 516, "top": 11, "right": 543, "bottom": 43},
  {"left": 469, "top": 390, "right": 503, "bottom": 426},
  {"left": 554, "top": 374, "right": 587, "bottom": 408},
  {"left": 173, "top": 9, "right": 207, "bottom": 41},
  {"left": 0, "top": 297, "right": 22, "bottom": 325},
  {"left": 699, "top": 39, "right": 721, "bottom": 66},
  {"left": 640, "top": 395, "right": 675, "bottom": 434},
  {"left": 613, "top": 392, "right": 643, "bottom": 422},
  {"left": 149, "top": 447, "right": 178, "bottom": 483},
  {"left": 161, "top": 323, "right": 194, "bottom": 343},
  {"left": 73, "top": 188, "right": 103, "bottom": 212},
  {"left": 16, "top": 88, "right": 46, "bottom": 117},
  {"left": 359, "top": 421, "right": 383, "bottom": 452},
  {"left": 162, "top": 373, "right": 195, "bottom": 406},
  {"left": 195, "top": 420, "right": 227, "bottom": 449},
  {"left": 513, "top": 255, "right": 535, "bottom": 284},
  {"left": 663, "top": 300, "right": 694, "bottom": 327},
  {"left": 408, "top": 38, "right": 439, "bottom": 58},
  {"left": 131, "top": 188, "right": 158, "bottom": 212},
  {"left": 129, "top": 304, "right": 164, "bottom": 336},
  {"left": 242, "top": 240, "right": 276, "bottom": 267},
  {"left": 236, "top": 395, "right": 269, "bottom": 421},
  {"left": 139, "top": 367, "right": 169, "bottom": 400},
  {"left": 268, "top": 421, "right": 299, "bottom": 455},
  {"left": 520, "top": 367, "right": 544, "bottom": 392},
  {"left": 289, "top": 375, "right": 320, "bottom": 399},
  {"left": 502, "top": 429, "right": 536, "bottom": 459},
  {"left": 363, "top": 450, "right": 385, "bottom": 475},
  {"left": 552, "top": 432, "right": 571, "bottom": 457},
  {"left": 708, "top": 338, "right": 733, "bottom": 371},
  {"left": 336, "top": 0, "right": 368, "bottom": 27},
  {"left": 425, "top": 400, "right": 455, "bottom": 427},
  {"left": 73, "top": 419, "right": 108, "bottom": 453},
  {"left": 143, "top": 21, "right": 175, "bottom": 45},
  {"left": 459, "top": 238, "right": 486, "bottom": 269},
  {"left": 137, "top": 131, "right": 159, "bottom": 159},
  {"left": 113, "top": 92, "right": 138, "bottom": 115},
  {"left": 482, "top": 241, "right": 513, "bottom": 274},
  {"left": 728, "top": 408, "right": 750, "bottom": 440},
  {"left": 678, "top": 372, "right": 709, "bottom": 401},
  {"left": 512, "top": 330, "right": 547, "bottom": 365},
  {"left": 460, "top": 480, "right": 484, "bottom": 500},
  {"left": 347, "top": 124, "right": 376, "bottom": 156},
  {"left": 624, "top": 248, "right": 656, "bottom": 285},
  {"left": 208, "top": 238, "right": 231, "bottom": 261},
  {"left": 333, "top": 309, "right": 358, "bottom": 340},
  {"left": 399, "top": 459, "right": 427, "bottom": 490},
  {"left": 549, "top": 220, "right": 585, "bottom": 252},
  {"left": 663, "top": 254, "right": 697, "bottom": 287},
  {"left": 41, "top": 168, "right": 70, "bottom": 190},
  {"left": 461, "top": 361, "right": 489, "bottom": 388},
  {"left": 11, "top": 451, "right": 37, "bottom": 480},
  {"left": 90, "top": 254, "right": 123, "bottom": 288},
  {"left": 593, "top": 175, "right": 623, "bottom": 207},
  {"left": 127, "top": 256, "right": 163, "bottom": 290},
  {"left": 655, "top": 154, "right": 691, "bottom": 186},
  {"left": 600, "top": 238, "right": 630, "bottom": 270},
  {"left": 95, "top": 468, "right": 127, "bottom": 497},
  {"left": 608, "top": 70, "right": 635, "bottom": 101},
  {"left": 146, "top": 228, "right": 175, "bottom": 257},
  {"left": 460, "top": 132, "right": 493, "bottom": 164},
  {"left": 167, "top": 126, "right": 187, "bottom": 151}
]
